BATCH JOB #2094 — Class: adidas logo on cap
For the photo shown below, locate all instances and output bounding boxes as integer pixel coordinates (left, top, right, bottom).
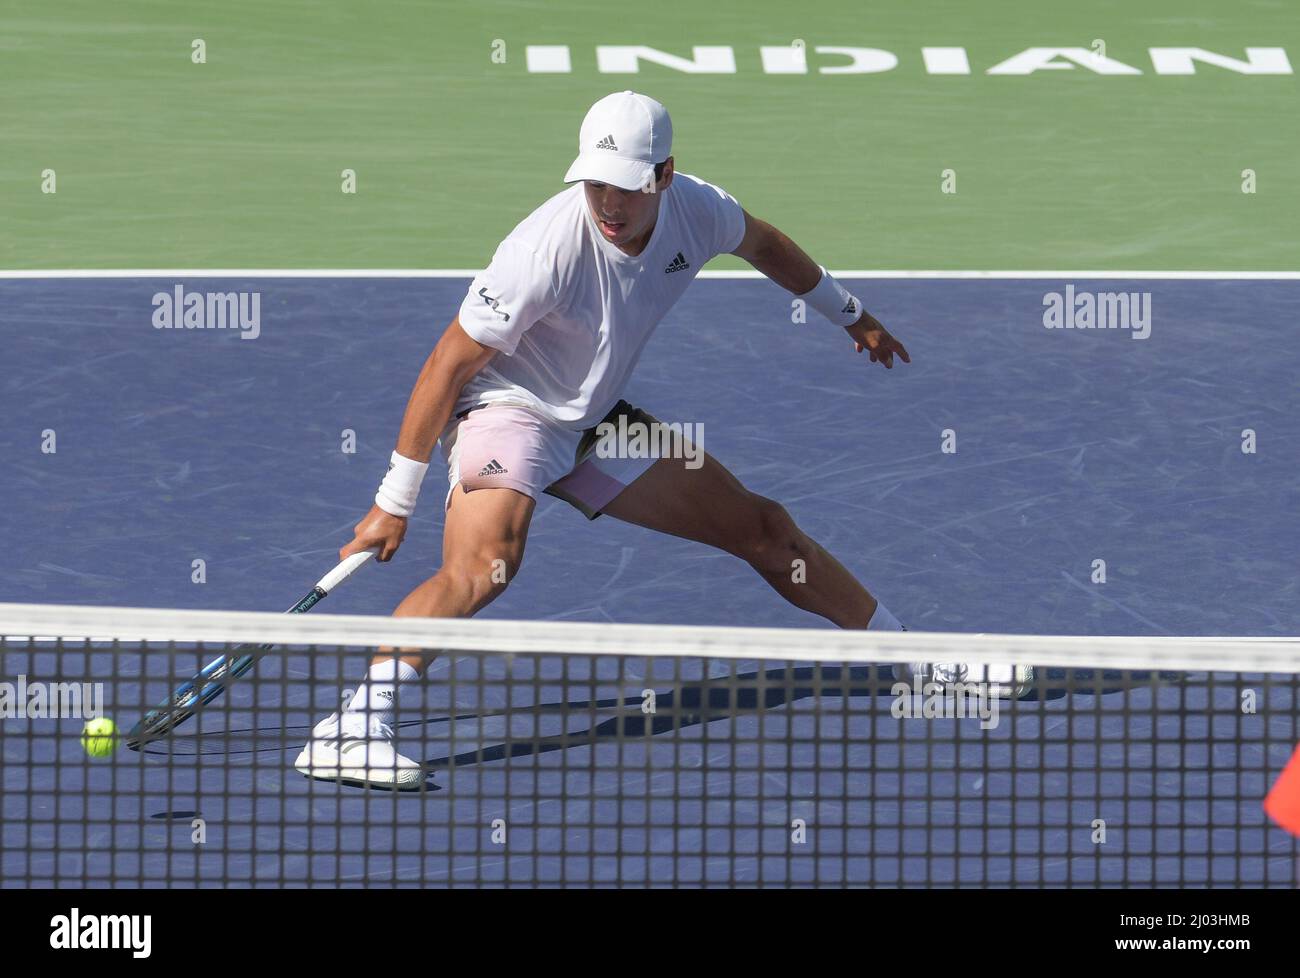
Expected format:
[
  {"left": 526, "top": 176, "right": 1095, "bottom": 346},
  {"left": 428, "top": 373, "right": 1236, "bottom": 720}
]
[
  {"left": 664, "top": 252, "right": 690, "bottom": 274},
  {"left": 595, "top": 134, "right": 618, "bottom": 151}
]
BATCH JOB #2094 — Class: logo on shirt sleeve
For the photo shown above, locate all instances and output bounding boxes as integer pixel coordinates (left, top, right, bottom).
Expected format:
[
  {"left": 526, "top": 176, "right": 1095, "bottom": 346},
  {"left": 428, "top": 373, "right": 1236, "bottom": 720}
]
[
  {"left": 477, "top": 286, "right": 511, "bottom": 321},
  {"left": 664, "top": 252, "right": 691, "bottom": 274}
]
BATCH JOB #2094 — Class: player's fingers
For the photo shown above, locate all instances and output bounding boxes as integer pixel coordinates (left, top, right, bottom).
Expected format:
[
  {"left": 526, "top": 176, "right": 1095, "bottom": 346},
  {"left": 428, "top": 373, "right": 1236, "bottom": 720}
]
[{"left": 894, "top": 339, "right": 911, "bottom": 363}]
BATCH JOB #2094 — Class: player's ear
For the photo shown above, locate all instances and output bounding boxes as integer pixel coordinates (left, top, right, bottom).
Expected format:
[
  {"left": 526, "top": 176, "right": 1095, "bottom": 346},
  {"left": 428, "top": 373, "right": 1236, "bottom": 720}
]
[
  {"left": 641, "top": 158, "right": 674, "bottom": 195},
  {"left": 658, "top": 157, "right": 674, "bottom": 189}
]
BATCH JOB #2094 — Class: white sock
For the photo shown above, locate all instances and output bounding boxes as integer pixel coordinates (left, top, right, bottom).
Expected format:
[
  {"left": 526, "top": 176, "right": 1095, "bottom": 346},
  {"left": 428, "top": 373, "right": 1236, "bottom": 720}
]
[
  {"left": 867, "top": 602, "right": 904, "bottom": 631},
  {"left": 345, "top": 658, "right": 419, "bottom": 725}
]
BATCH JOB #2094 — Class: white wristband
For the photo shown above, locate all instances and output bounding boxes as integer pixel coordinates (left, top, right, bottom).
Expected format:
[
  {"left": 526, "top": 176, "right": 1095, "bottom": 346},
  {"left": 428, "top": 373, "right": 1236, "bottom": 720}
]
[
  {"left": 801, "top": 266, "right": 864, "bottom": 327},
  {"left": 374, "top": 451, "right": 429, "bottom": 518}
]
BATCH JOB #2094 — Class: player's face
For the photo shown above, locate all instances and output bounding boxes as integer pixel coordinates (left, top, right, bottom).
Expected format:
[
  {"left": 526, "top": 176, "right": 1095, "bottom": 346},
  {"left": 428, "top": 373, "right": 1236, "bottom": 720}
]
[{"left": 583, "top": 164, "right": 672, "bottom": 255}]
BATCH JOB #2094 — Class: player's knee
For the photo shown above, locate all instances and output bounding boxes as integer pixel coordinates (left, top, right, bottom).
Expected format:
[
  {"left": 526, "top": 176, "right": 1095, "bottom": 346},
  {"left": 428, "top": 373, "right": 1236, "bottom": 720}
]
[
  {"left": 445, "top": 546, "right": 523, "bottom": 605},
  {"left": 737, "top": 497, "right": 806, "bottom": 572}
]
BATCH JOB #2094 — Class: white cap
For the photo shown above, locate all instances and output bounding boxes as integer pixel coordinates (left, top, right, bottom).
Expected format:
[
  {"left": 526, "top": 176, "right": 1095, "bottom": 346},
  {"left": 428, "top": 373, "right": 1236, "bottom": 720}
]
[{"left": 563, "top": 91, "right": 672, "bottom": 191}]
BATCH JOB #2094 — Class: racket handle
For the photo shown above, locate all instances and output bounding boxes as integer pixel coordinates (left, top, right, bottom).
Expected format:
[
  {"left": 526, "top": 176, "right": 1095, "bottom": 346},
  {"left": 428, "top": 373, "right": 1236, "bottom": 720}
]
[{"left": 316, "top": 548, "right": 378, "bottom": 594}]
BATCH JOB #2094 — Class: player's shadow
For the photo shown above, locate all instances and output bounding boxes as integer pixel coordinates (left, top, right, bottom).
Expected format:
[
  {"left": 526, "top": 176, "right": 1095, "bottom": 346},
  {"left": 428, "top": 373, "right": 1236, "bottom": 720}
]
[
  {"left": 417, "top": 663, "right": 1179, "bottom": 770},
  {"left": 139, "top": 663, "right": 1179, "bottom": 761}
]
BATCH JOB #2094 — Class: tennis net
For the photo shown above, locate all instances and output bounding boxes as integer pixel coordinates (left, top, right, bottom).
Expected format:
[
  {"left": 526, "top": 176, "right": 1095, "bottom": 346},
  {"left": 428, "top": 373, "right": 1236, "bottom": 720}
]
[{"left": 2, "top": 602, "right": 1298, "bottom": 888}]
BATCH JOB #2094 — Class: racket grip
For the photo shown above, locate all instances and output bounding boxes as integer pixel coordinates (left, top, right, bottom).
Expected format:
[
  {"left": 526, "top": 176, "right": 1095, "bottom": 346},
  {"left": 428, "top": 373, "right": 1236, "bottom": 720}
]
[{"left": 316, "top": 548, "right": 378, "bottom": 594}]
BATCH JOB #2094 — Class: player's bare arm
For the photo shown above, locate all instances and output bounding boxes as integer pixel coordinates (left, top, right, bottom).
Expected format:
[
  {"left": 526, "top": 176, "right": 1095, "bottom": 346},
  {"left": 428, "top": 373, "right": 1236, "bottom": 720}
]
[
  {"left": 341, "top": 317, "right": 495, "bottom": 562},
  {"left": 731, "top": 210, "right": 911, "bottom": 369}
]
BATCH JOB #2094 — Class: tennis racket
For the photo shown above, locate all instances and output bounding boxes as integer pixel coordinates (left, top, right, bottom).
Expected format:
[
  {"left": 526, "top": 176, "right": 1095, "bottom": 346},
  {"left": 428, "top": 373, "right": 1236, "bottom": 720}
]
[{"left": 126, "top": 548, "right": 377, "bottom": 750}]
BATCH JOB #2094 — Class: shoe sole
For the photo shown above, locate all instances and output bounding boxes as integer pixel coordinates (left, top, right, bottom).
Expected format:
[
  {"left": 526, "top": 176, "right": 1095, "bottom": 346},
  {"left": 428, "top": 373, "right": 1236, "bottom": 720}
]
[{"left": 295, "top": 764, "right": 427, "bottom": 792}]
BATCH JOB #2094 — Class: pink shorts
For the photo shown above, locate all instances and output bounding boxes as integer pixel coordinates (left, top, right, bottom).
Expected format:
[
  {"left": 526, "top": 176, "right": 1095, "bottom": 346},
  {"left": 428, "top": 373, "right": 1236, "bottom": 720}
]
[{"left": 440, "top": 400, "right": 662, "bottom": 519}]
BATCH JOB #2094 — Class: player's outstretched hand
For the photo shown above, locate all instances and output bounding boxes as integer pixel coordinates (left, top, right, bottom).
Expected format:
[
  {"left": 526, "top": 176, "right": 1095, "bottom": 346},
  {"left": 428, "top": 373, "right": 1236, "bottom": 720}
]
[
  {"left": 342, "top": 504, "right": 407, "bottom": 562},
  {"left": 846, "top": 312, "right": 911, "bottom": 369}
]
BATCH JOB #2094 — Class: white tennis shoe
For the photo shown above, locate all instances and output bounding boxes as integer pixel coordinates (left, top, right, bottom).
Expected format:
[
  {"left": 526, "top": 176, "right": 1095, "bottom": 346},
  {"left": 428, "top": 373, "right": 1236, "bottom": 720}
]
[
  {"left": 294, "top": 711, "right": 425, "bottom": 790},
  {"left": 894, "top": 662, "right": 1035, "bottom": 699}
]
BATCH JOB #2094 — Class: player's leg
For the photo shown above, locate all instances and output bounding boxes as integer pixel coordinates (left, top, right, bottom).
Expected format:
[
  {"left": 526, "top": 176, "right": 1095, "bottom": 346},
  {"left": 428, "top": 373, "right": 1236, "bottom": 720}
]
[
  {"left": 596, "top": 430, "right": 1029, "bottom": 698},
  {"left": 599, "top": 452, "right": 884, "bottom": 629},
  {"left": 296, "top": 486, "right": 537, "bottom": 789},
  {"left": 366, "top": 403, "right": 572, "bottom": 679},
  {"left": 390, "top": 483, "right": 535, "bottom": 658},
  {"left": 297, "top": 405, "right": 569, "bottom": 788}
]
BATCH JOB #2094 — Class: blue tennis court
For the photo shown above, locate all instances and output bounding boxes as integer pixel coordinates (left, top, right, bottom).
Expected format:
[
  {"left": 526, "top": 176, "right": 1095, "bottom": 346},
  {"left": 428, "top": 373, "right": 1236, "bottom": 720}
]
[{"left": 2, "top": 275, "right": 1298, "bottom": 886}]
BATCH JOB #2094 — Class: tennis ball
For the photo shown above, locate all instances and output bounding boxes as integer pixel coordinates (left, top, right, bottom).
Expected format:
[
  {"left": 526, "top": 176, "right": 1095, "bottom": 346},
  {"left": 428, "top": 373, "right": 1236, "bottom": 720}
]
[{"left": 81, "top": 717, "right": 119, "bottom": 758}]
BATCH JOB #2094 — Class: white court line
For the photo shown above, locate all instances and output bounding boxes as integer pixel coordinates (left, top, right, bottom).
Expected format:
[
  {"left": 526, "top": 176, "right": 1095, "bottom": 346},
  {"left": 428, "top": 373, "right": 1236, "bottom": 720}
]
[{"left": 0, "top": 269, "right": 1297, "bottom": 280}]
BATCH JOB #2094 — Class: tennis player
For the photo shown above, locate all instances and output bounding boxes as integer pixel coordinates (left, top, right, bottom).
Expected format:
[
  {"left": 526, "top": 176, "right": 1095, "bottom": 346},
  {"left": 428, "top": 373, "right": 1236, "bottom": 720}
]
[{"left": 296, "top": 91, "right": 1022, "bottom": 788}]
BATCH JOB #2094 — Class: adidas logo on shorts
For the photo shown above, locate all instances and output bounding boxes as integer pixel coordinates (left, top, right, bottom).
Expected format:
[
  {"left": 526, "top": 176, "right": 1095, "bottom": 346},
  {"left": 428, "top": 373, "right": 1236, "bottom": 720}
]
[{"left": 477, "top": 459, "right": 508, "bottom": 477}]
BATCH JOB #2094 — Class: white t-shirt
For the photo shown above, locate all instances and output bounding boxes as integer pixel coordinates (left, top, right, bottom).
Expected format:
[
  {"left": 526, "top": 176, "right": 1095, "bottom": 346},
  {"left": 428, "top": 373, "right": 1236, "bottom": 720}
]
[{"left": 455, "top": 173, "right": 746, "bottom": 429}]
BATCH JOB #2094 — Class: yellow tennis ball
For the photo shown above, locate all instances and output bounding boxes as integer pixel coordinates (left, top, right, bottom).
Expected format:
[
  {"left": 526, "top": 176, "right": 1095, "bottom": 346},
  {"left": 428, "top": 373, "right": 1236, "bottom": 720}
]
[{"left": 81, "top": 717, "right": 119, "bottom": 758}]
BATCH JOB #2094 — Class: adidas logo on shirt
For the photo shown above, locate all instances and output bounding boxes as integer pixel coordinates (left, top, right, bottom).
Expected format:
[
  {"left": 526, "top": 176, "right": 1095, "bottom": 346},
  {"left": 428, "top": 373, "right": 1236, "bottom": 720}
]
[
  {"left": 664, "top": 252, "right": 690, "bottom": 274},
  {"left": 595, "top": 134, "right": 618, "bottom": 151},
  {"left": 477, "top": 459, "right": 508, "bottom": 477}
]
